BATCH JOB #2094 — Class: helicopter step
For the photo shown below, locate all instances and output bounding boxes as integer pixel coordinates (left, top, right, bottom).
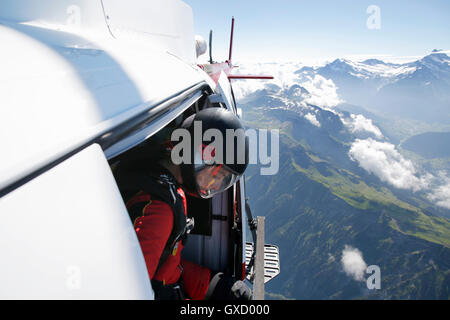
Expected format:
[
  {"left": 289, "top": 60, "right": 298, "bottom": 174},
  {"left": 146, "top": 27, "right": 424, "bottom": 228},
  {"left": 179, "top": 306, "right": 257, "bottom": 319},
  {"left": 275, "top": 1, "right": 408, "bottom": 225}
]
[{"left": 245, "top": 242, "right": 280, "bottom": 284}]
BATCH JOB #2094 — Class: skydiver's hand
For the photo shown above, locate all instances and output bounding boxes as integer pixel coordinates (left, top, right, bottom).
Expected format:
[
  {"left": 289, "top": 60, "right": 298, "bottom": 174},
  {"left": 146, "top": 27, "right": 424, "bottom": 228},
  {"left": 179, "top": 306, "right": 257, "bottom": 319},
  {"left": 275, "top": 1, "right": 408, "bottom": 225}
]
[{"left": 230, "top": 280, "right": 252, "bottom": 300}]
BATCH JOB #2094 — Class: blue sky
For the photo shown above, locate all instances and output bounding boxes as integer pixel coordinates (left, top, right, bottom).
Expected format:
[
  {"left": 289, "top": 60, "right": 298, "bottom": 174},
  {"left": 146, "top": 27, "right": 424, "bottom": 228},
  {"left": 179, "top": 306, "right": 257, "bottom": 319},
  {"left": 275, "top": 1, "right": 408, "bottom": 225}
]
[{"left": 183, "top": 0, "right": 450, "bottom": 64}]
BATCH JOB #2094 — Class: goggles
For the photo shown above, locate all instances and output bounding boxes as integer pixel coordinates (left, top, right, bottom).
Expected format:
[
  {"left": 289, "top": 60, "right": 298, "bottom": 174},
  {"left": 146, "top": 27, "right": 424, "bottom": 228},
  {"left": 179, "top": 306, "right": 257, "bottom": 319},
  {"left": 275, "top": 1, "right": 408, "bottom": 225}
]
[{"left": 194, "top": 164, "right": 238, "bottom": 198}]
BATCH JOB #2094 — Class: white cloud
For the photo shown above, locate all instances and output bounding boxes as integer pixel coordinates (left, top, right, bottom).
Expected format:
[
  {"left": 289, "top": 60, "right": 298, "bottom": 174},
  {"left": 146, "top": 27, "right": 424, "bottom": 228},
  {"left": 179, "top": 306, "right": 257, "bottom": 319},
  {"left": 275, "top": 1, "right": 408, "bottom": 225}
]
[
  {"left": 341, "top": 245, "right": 367, "bottom": 282},
  {"left": 232, "top": 80, "right": 266, "bottom": 101},
  {"left": 304, "top": 113, "right": 321, "bottom": 127},
  {"left": 301, "top": 75, "right": 343, "bottom": 109},
  {"left": 342, "top": 114, "right": 383, "bottom": 139},
  {"left": 231, "top": 63, "right": 342, "bottom": 109},
  {"left": 349, "top": 139, "right": 450, "bottom": 211},
  {"left": 427, "top": 175, "right": 450, "bottom": 209},
  {"left": 231, "top": 62, "right": 302, "bottom": 100},
  {"left": 348, "top": 138, "right": 429, "bottom": 192}
]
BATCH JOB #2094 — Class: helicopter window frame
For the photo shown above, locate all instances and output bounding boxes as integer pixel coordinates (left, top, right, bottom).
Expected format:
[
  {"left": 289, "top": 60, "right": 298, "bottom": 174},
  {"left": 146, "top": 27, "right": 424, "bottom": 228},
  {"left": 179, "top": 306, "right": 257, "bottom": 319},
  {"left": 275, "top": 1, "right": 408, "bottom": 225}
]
[{"left": 104, "top": 82, "right": 211, "bottom": 160}]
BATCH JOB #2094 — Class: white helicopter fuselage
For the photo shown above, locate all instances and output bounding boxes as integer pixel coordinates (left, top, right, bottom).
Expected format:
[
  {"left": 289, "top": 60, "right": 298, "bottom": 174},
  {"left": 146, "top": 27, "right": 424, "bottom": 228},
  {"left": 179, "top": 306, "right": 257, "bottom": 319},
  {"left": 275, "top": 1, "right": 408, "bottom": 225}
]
[{"left": 0, "top": 0, "right": 246, "bottom": 299}]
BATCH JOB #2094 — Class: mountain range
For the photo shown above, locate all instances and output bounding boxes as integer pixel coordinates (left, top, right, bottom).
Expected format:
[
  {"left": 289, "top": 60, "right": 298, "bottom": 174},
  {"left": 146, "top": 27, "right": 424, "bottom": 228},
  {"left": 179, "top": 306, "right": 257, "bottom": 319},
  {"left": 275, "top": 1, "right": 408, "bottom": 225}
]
[
  {"left": 297, "top": 51, "right": 450, "bottom": 123},
  {"left": 235, "top": 51, "right": 450, "bottom": 299}
]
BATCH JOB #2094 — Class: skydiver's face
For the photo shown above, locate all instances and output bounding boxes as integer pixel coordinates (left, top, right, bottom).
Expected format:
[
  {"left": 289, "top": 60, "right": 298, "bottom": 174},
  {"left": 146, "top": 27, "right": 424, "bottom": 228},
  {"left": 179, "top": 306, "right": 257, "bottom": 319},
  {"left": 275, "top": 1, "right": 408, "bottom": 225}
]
[{"left": 195, "top": 165, "right": 231, "bottom": 197}]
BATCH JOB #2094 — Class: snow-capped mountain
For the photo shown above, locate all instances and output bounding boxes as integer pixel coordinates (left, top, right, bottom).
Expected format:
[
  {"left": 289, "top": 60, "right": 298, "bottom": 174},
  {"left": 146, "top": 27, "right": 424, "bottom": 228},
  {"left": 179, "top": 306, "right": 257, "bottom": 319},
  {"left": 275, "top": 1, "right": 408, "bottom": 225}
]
[
  {"left": 302, "top": 57, "right": 416, "bottom": 80},
  {"left": 234, "top": 51, "right": 450, "bottom": 124},
  {"left": 372, "top": 52, "right": 450, "bottom": 122},
  {"left": 411, "top": 51, "right": 450, "bottom": 78},
  {"left": 300, "top": 50, "right": 450, "bottom": 83}
]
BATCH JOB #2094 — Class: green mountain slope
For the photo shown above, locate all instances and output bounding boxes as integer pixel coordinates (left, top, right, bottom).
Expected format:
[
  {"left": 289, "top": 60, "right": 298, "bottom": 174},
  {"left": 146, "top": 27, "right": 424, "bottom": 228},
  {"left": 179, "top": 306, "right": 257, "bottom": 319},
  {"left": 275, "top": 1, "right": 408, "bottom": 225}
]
[
  {"left": 246, "top": 136, "right": 450, "bottom": 299},
  {"left": 240, "top": 93, "right": 450, "bottom": 299}
]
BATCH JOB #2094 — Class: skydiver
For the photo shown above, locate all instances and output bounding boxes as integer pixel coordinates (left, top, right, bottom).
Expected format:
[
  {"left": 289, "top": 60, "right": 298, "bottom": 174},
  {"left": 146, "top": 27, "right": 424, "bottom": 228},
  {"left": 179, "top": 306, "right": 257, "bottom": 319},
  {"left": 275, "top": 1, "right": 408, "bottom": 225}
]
[{"left": 115, "top": 107, "right": 252, "bottom": 300}]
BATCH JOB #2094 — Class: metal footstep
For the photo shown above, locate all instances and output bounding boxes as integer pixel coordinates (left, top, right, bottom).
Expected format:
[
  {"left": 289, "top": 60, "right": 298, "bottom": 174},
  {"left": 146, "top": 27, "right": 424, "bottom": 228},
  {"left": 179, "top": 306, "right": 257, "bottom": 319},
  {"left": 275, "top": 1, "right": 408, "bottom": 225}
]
[{"left": 245, "top": 242, "right": 280, "bottom": 284}]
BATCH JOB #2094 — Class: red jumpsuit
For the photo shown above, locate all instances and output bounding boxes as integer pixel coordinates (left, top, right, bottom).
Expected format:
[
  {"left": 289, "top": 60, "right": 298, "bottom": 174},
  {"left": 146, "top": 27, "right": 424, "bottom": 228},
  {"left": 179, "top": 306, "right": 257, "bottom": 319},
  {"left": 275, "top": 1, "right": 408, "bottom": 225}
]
[{"left": 126, "top": 187, "right": 211, "bottom": 300}]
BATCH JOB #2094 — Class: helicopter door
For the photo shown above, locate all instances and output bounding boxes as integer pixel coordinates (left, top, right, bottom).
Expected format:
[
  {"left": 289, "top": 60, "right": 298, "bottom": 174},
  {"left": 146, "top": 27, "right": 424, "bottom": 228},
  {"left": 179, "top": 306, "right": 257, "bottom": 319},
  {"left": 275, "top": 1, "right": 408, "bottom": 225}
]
[{"left": 0, "top": 144, "right": 153, "bottom": 299}]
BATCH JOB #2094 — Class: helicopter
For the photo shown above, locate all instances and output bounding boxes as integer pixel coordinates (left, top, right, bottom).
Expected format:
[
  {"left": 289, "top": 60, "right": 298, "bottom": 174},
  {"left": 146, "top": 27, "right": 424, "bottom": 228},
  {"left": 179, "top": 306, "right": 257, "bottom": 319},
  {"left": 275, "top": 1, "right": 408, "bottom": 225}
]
[{"left": 0, "top": 0, "right": 279, "bottom": 299}]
